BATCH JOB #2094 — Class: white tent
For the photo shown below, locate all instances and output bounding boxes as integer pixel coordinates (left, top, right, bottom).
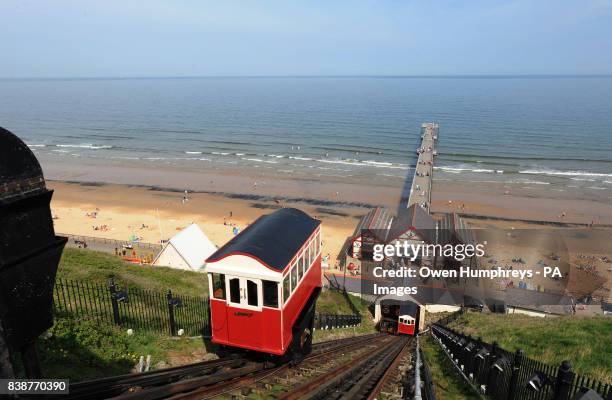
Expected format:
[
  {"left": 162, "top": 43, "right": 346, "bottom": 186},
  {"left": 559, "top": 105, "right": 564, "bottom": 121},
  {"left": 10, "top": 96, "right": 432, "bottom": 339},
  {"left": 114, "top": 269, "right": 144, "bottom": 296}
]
[{"left": 153, "top": 223, "right": 216, "bottom": 272}]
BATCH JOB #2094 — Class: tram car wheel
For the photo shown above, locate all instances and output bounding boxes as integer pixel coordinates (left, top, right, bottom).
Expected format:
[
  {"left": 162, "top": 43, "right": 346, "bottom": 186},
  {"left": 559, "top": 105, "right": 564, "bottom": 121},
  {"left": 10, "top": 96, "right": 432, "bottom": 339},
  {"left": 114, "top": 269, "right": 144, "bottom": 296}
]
[{"left": 285, "top": 288, "right": 318, "bottom": 363}]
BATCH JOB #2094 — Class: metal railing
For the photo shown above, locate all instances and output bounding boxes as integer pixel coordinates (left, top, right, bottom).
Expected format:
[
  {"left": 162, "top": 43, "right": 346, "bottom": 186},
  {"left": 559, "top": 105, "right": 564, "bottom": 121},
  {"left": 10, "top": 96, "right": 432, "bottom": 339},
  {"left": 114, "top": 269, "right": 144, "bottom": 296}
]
[
  {"left": 313, "top": 313, "right": 361, "bottom": 330},
  {"left": 53, "top": 279, "right": 210, "bottom": 337},
  {"left": 53, "top": 279, "right": 359, "bottom": 337},
  {"left": 419, "top": 341, "right": 437, "bottom": 400},
  {"left": 431, "top": 324, "right": 610, "bottom": 400},
  {"left": 59, "top": 232, "right": 162, "bottom": 251}
]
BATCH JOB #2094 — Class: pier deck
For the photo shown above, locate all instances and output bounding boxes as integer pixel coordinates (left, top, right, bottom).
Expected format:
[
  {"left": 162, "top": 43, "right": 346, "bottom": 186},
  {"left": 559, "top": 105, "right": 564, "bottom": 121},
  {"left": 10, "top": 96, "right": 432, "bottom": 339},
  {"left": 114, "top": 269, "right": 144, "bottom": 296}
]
[{"left": 407, "top": 123, "right": 438, "bottom": 211}]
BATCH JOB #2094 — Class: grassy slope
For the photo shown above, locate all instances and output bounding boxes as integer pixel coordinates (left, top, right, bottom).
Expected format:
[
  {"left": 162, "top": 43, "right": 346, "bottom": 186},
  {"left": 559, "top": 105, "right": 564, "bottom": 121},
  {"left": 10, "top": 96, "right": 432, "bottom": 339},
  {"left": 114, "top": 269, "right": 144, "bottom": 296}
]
[
  {"left": 35, "top": 317, "right": 206, "bottom": 382},
  {"left": 58, "top": 248, "right": 208, "bottom": 297},
  {"left": 317, "top": 289, "right": 365, "bottom": 315},
  {"left": 59, "top": 248, "right": 371, "bottom": 317},
  {"left": 421, "top": 335, "right": 481, "bottom": 400},
  {"left": 45, "top": 248, "right": 375, "bottom": 380},
  {"left": 447, "top": 313, "right": 612, "bottom": 382}
]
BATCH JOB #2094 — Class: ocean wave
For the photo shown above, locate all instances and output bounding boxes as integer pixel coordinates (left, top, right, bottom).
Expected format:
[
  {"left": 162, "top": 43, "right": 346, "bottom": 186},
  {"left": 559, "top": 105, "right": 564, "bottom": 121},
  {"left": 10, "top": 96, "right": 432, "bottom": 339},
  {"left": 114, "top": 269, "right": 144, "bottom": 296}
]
[
  {"left": 193, "top": 149, "right": 409, "bottom": 171},
  {"left": 519, "top": 169, "right": 612, "bottom": 178},
  {"left": 586, "top": 187, "right": 607, "bottom": 190},
  {"left": 56, "top": 144, "right": 112, "bottom": 150},
  {"left": 443, "top": 152, "right": 612, "bottom": 163},
  {"left": 27, "top": 144, "right": 46, "bottom": 148},
  {"left": 240, "top": 157, "right": 278, "bottom": 164},
  {"left": 435, "top": 166, "right": 503, "bottom": 174},
  {"left": 185, "top": 151, "right": 202, "bottom": 154},
  {"left": 522, "top": 180, "right": 550, "bottom": 185},
  {"left": 113, "top": 156, "right": 140, "bottom": 160},
  {"left": 317, "top": 158, "right": 409, "bottom": 170},
  {"left": 364, "top": 160, "right": 393, "bottom": 166}
]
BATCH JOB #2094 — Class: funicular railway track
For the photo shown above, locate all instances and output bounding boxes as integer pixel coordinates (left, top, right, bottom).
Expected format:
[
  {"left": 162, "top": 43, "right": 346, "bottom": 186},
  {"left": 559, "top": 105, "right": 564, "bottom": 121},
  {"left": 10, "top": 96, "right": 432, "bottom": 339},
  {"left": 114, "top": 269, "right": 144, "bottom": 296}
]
[
  {"left": 277, "top": 336, "right": 412, "bottom": 400},
  {"left": 67, "top": 333, "right": 384, "bottom": 400}
]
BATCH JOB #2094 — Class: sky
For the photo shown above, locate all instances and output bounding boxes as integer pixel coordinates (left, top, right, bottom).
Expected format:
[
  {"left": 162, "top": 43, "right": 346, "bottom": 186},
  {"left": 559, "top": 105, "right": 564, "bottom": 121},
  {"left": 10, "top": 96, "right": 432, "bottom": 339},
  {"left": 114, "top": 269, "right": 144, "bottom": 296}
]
[{"left": 1, "top": 0, "right": 612, "bottom": 78}]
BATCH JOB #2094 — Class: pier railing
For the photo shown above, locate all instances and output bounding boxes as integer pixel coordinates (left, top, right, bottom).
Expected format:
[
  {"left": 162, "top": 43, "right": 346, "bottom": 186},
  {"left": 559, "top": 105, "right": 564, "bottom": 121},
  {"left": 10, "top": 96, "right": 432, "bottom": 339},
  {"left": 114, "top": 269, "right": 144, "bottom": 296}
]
[{"left": 431, "top": 324, "right": 610, "bottom": 400}]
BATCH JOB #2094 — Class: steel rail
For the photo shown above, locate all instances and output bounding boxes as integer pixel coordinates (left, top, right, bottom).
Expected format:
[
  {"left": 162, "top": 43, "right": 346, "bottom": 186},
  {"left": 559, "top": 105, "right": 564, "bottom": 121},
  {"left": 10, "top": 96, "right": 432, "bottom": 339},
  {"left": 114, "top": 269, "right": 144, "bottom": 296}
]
[
  {"left": 132, "top": 333, "right": 386, "bottom": 400},
  {"left": 279, "top": 336, "right": 407, "bottom": 400},
  {"left": 68, "top": 333, "right": 381, "bottom": 400}
]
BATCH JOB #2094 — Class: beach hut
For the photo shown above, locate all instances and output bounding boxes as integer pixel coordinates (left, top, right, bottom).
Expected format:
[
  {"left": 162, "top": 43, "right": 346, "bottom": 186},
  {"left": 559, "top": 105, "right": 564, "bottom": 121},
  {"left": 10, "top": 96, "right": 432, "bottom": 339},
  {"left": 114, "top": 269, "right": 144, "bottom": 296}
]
[{"left": 153, "top": 223, "right": 216, "bottom": 272}]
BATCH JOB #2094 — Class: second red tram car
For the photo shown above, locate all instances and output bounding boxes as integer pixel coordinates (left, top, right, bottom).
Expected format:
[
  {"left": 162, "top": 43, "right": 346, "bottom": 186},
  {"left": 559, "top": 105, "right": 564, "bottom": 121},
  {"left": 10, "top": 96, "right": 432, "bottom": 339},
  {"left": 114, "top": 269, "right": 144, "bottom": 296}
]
[
  {"left": 205, "top": 208, "right": 322, "bottom": 357},
  {"left": 397, "top": 315, "right": 416, "bottom": 335}
]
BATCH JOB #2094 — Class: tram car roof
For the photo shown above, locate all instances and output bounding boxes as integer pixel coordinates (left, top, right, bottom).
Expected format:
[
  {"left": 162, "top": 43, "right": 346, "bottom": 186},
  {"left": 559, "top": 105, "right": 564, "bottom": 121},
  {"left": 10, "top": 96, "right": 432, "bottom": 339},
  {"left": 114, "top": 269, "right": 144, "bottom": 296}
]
[{"left": 206, "top": 208, "right": 321, "bottom": 275}]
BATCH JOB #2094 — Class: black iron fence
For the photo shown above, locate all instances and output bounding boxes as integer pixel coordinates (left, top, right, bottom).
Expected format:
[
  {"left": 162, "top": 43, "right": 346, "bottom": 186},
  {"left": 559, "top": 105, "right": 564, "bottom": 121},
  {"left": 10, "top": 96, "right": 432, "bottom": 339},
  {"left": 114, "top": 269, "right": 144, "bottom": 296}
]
[
  {"left": 313, "top": 313, "right": 361, "bottom": 330},
  {"left": 53, "top": 279, "right": 210, "bottom": 337},
  {"left": 420, "top": 344, "right": 437, "bottom": 400},
  {"left": 59, "top": 233, "right": 162, "bottom": 251},
  {"left": 431, "top": 324, "right": 610, "bottom": 400},
  {"left": 53, "top": 279, "right": 359, "bottom": 337}
]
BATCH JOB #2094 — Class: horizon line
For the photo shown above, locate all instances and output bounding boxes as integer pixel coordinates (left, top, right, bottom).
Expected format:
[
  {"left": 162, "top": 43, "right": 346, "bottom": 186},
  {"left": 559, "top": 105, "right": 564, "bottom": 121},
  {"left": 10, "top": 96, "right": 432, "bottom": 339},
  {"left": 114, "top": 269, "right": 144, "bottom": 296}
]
[{"left": 2, "top": 73, "right": 612, "bottom": 81}]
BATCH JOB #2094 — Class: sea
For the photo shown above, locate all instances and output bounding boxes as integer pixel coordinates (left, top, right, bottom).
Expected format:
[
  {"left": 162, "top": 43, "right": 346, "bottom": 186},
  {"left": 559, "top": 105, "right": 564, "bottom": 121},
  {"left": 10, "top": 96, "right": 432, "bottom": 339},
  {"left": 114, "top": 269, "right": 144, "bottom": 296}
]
[{"left": 1, "top": 76, "right": 611, "bottom": 197}]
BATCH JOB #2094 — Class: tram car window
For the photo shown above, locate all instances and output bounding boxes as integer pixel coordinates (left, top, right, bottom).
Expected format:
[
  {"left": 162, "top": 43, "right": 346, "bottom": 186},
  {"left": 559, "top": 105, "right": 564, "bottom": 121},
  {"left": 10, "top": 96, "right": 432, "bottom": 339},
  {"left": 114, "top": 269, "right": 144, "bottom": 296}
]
[
  {"left": 263, "top": 280, "right": 279, "bottom": 308},
  {"left": 397, "top": 314, "right": 416, "bottom": 336},
  {"left": 298, "top": 254, "right": 304, "bottom": 281},
  {"left": 206, "top": 208, "right": 322, "bottom": 356},
  {"left": 211, "top": 273, "right": 226, "bottom": 299}
]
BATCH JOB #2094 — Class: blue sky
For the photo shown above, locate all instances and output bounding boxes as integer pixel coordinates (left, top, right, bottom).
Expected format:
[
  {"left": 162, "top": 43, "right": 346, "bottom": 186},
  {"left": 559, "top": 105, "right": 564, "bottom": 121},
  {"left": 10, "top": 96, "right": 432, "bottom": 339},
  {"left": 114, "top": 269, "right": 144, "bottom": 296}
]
[{"left": 1, "top": 0, "right": 611, "bottom": 77}]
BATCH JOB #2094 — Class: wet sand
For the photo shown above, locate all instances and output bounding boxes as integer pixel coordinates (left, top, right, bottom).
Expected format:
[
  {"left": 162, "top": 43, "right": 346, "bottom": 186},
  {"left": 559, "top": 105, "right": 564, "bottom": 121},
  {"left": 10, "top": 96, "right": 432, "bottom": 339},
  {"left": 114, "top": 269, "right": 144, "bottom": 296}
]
[
  {"left": 432, "top": 180, "right": 612, "bottom": 226},
  {"left": 42, "top": 157, "right": 612, "bottom": 227}
]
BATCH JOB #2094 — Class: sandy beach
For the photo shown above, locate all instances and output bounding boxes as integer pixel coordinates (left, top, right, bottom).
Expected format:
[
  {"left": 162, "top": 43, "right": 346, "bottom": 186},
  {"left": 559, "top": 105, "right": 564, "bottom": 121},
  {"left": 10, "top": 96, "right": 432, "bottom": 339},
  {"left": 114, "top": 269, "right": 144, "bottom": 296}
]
[
  {"left": 48, "top": 173, "right": 612, "bottom": 288},
  {"left": 44, "top": 155, "right": 612, "bottom": 229},
  {"left": 48, "top": 181, "right": 364, "bottom": 268}
]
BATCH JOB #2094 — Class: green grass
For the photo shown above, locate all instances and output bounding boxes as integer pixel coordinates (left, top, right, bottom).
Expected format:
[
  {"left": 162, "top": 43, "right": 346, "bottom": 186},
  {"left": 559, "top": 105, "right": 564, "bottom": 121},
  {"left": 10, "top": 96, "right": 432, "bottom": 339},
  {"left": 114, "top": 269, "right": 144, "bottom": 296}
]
[
  {"left": 46, "top": 248, "right": 377, "bottom": 381},
  {"left": 316, "top": 289, "right": 353, "bottom": 314},
  {"left": 60, "top": 249, "right": 370, "bottom": 314},
  {"left": 447, "top": 313, "right": 612, "bottom": 382},
  {"left": 313, "top": 317, "right": 375, "bottom": 343},
  {"left": 58, "top": 248, "right": 208, "bottom": 298},
  {"left": 32, "top": 317, "right": 207, "bottom": 382},
  {"left": 316, "top": 289, "right": 366, "bottom": 315},
  {"left": 421, "top": 335, "right": 481, "bottom": 400}
]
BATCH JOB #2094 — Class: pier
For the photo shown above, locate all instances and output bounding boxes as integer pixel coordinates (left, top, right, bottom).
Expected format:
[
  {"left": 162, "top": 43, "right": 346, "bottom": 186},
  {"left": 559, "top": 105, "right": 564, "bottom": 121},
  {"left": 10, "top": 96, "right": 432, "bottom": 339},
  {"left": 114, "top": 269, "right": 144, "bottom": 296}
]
[{"left": 407, "top": 122, "right": 438, "bottom": 212}]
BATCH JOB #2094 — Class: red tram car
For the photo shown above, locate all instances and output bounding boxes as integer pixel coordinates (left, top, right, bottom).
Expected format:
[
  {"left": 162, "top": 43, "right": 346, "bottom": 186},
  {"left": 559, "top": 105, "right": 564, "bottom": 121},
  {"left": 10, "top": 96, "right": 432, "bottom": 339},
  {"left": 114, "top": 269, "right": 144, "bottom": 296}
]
[
  {"left": 397, "top": 315, "right": 416, "bottom": 336},
  {"left": 205, "top": 208, "right": 322, "bottom": 357}
]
